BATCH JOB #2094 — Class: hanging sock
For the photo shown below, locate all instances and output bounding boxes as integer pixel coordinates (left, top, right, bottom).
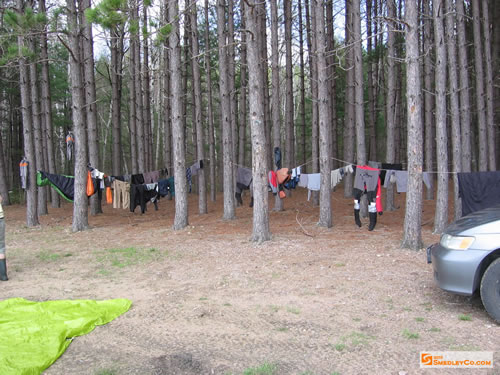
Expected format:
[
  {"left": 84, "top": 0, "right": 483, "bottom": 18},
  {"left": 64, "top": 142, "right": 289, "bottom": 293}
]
[
  {"left": 368, "top": 212, "right": 377, "bottom": 231},
  {"left": 354, "top": 209, "right": 362, "bottom": 227}
]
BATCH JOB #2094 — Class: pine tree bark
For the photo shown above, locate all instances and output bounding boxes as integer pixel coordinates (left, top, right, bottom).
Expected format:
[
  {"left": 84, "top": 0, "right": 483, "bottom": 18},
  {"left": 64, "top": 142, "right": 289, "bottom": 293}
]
[
  {"left": 128, "top": 25, "right": 138, "bottom": 174},
  {"left": 133, "top": 0, "right": 145, "bottom": 173},
  {"left": 366, "top": 0, "right": 377, "bottom": 162},
  {"left": 353, "top": 0, "right": 365, "bottom": 167},
  {"left": 204, "top": 0, "right": 216, "bottom": 201},
  {"left": 284, "top": 0, "right": 294, "bottom": 169},
  {"left": 456, "top": 0, "right": 471, "bottom": 173},
  {"left": 471, "top": 0, "right": 488, "bottom": 171},
  {"left": 326, "top": 0, "right": 337, "bottom": 170},
  {"left": 142, "top": 4, "right": 153, "bottom": 171},
  {"left": 227, "top": 0, "right": 238, "bottom": 173},
  {"left": 189, "top": 0, "right": 207, "bottom": 215},
  {"left": 217, "top": 0, "right": 235, "bottom": 220},
  {"left": 238, "top": 0, "right": 248, "bottom": 170},
  {"left": 314, "top": 0, "right": 332, "bottom": 228},
  {"left": 385, "top": 0, "right": 397, "bottom": 210},
  {"left": 245, "top": 0, "right": 271, "bottom": 243},
  {"left": 40, "top": 0, "right": 59, "bottom": 208},
  {"left": 402, "top": 0, "right": 423, "bottom": 250},
  {"left": 433, "top": 0, "right": 449, "bottom": 234},
  {"left": 270, "top": 0, "right": 283, "bottom": 211},
  {"left": 482, "top": 0, "right": 496, "bottom": 170},
  {"left": 66, "top": 0, "right": 89, "bottom": 232},
  {"left": 82, "top": 0, "right": 102, "bottom": 215},
  {"left": 0, "top": 129, "right": 9, "bottom": 205},
  {"left": 169, "top": 0, "right": 188, "bottom": 230},
  {"left": 445, "top": 0, "right": 462, "bottom": 220},
  {"left": 19, "top": 36, "right": 40, "bottom": 224},
  {"left": 423, "top": 0, "right": 435, "bottom": 199},
  {"left": 306, "top": 0, "right": 319, "bottom": 205},
  {"left": 298, "top": 0, "right": 307, "bottom": 171},
  {"left": 29, "top": 38, "right": 47, "bottom": 216},
  {"left": 110, "top": 26, "right": 123, "bottom": 175},
  {"left": 343, "top": 0, "right": 355, "bottom": 199}
]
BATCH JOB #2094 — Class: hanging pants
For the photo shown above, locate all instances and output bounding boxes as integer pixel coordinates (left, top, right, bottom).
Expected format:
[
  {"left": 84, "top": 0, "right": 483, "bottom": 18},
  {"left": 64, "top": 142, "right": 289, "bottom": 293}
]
[{"left": 112, "top": 180, "right": 130, "bottom": 209}]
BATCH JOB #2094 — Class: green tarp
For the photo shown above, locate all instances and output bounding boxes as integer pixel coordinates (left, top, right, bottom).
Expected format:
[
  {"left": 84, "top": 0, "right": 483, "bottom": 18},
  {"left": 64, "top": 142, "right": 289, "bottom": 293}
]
[{"left": 0, "top": 297, "right": 132, "bottom": 375}]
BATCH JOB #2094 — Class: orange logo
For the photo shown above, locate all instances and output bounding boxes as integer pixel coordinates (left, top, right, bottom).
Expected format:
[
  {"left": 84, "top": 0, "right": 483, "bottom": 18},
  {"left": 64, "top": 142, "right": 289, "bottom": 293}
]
[{"left": 421, "top": 353, "right": 432, "bottom": 366}]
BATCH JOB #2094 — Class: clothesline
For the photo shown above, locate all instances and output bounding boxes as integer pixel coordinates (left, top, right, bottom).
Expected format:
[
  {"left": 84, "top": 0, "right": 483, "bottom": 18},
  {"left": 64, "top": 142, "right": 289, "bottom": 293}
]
[{"left": 328, "top": 156, "right": 460, "bottom": 175}]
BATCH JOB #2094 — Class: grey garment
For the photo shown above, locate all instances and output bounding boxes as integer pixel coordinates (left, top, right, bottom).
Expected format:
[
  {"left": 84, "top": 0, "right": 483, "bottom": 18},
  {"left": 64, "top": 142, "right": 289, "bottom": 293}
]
[
  {"left": 189, "top": 161, "right": 202, "bottom": 176},
  {"left": 143, "top": 170, "right": 160, "bottom": 183},
  {"left": 354, "top": 168, "right": 379, "bottom": 192},
  {"left": 331, "top": 169, "right": 343, "bottom": 188},
  {"left": 394, "top": 171, "right": 408, "bottom": 192},
  {"left": 384, "top": 170, "right": 396, "bottom": 188},
  {"left": 423, "top": 172, "right": 432, "bottom": 189},
  {"left": 123, "top": 175, "right": 131, "bottom": 183},
  {"left": 368, "top": 160, "right": 381, "bottom": 169},
  {"left": 19, "top": 158, "right": 28, "bottom": 189},
  {"left": 237, "top": 167, "right": 253, "bottom": 187},
  {"left": 0, "top": 218, "right": 5, "bottom": 255},
  {"left": 235, "top": 181, "right": 253, "bottom": 195},
  {"left": 145, "top": 183, "right": 158, "bottom": 191},
  {"left": 298, "top": 174, "right": 308, "bottom": 188}
]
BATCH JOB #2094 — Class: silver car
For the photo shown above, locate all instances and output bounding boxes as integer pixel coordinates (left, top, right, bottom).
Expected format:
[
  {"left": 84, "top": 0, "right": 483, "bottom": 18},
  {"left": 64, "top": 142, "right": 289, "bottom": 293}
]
[{"left": 427, "top": 204, "right": 500, "bottom": 323}]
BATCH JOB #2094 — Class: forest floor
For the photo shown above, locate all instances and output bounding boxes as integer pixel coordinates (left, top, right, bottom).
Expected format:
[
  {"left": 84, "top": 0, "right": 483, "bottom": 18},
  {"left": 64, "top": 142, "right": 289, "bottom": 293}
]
[{"left": 2, "top": 186, "right": 499, "bottom": 375}]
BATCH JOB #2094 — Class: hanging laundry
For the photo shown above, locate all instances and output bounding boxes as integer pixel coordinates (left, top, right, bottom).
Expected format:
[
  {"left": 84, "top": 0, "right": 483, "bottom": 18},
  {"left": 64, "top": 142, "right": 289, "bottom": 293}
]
[
  {"left": 457, "top": 171, "right": 500, "bottom": 216},
  {"left": 131, "top": 174, "right": 145, "bottom": 185},
  {"left": 130, "top": 184, "right": 159, "bottom": 214},
  {"left": 268, "top": 171, "right": 278, "bottom": 194},
  {"left": 368, "top": 161, "right": 381, "bottom": 169},
  {"left": 297, "top": 173, "right": 308, "bottom": 188},
  {"left": 235, "top": 167, "right": 253, "bottom": 205},
  {"left": 306, "top": 173, "right": 321, "bottom": 201},
  {"left": 274, "top": 147, "right": 282, "bottom": 169},
  {"left": 19, "top": 157, "right": 28, "bottom": 189},
  {"left": 186, "top": 168, "right": 192, "bottom": 193},
  {"left": 112, "top": 179, "right": 130, "bottom": 209},
  {"left": 189, "top": 160, "right": 203, "bottom": 176},
  {"left": 331, "top": 169, "right": 343, "bottom": 188},
  {"left": 143, "top": 170, "right": 160, "bottom": 184},
  {"left": 422, "top": 172, "right": 432, "bottom": 190},
  {"left": 379, "top": 163, "right": 403, "bottom": 183},
  {"left": 66, "top": 132, "right": 74, "bottom": 161},
  {"left": 158, "top": 177, "right": 174, "bottom": 197},
  {"left": 383, "top": 170, "right": 408, "bottom": 192},
  {"left": 353, "top": 165, "right": 382, "bottom": 231}
]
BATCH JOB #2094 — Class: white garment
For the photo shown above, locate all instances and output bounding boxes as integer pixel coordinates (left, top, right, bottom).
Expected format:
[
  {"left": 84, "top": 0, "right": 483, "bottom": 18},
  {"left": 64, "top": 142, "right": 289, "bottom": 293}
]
[
  {"left": 331, "top": 169, "right": 343, "bottom": 188},
  {"left": 307, "top": 173, "right": 321, "bottom": 191},
  {"left": 298, "top": 173, "right": 308, "bottom": 188},
  {"left": 91, "top": 169, "right": 105, "bottom": 180}
]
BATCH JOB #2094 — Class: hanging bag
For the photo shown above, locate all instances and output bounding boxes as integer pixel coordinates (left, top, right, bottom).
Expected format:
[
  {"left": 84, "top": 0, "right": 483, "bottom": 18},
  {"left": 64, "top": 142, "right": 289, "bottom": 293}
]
[{"left": 86, "top": 171, "right": 95, "bottom": 196}]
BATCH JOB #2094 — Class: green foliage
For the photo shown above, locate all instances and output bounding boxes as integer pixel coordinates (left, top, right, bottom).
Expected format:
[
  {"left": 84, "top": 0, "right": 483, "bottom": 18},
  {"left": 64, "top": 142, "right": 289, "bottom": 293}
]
[
  {"left": 458, "top": 314, "right": 472, "bottom": 321},
  {"left": 85, "top": 0, "right": 127, "bottom": 29},
  {"left": 156, "top": 24, "right": 172, "bottom": 44},
  {"left": 402, "top": 329, "right": 419, "bottom": 339},
  {"left": 129, "top": 19, "right": 139, "bottom": 34}
]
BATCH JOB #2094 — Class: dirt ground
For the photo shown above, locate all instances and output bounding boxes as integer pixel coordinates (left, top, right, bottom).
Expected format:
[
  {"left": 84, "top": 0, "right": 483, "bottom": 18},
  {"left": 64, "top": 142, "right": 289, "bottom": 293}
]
[{"left": 2, "top": 187, "right": 499, "bottom": 375}]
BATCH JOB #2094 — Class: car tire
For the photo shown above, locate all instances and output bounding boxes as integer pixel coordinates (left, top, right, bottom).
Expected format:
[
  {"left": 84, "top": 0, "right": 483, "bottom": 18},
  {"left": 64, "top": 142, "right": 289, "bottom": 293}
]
[{"left": 480, "top": 258, "right": 500, "bottom": 323}]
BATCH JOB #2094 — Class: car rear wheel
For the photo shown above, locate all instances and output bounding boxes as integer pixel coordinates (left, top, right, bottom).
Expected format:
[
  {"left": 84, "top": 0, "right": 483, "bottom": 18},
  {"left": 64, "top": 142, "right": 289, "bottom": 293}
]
[{"left": 480, "top": 258, "right": 500, "bottom": 323}]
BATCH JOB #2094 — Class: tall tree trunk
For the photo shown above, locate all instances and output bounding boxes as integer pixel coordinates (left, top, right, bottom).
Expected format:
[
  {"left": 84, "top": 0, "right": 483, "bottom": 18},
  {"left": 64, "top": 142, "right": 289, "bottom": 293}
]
[
  {"left": 189, "top": 0, "right": 207, "bottom": 215},
  {"left": 306, "top": 0, "right": 319, "bottom": 205},
  {"left": 217, "top": 0, "right": 235, "bottom": 220},
  {"left": 40, "top": 0, "right": 59, "bottom": 208},
  {"left": 353, "top": 0, "right": 366, "bottom": 166},
  {"left": 471, "top": 0, "right": 488, "bottom": 170},
  {"left": 482, "top": 0, "right": 496, "bottom": 170},
  {"left": 0, "top": 128, "right": 8, "bottom": 204},
  {"left": 133, "top": 0, "right": 145, "bottom": 173},
  {"left": 284, "top": 0, "right": 294, "bottom": 169},
  {"left": 29, "top": 38, "right": 47, "bottom": 216},
  {"left": 82, "top": 0, "right": 102, "bottom": 215},
  {"left": 245, "top": 0, "right": 271, "bottom": 243},
  {"left": 456, "top": 0, "right": 471, "bottom": 173},
  {"left": 385, "top": 0, "right": 397, "bottom": 210},
  {"left": 110, "top": 27, "right": 123, "bottom": 175},
  {"left": 238, "top": 0, "right": 248, "bottom": 170},
  {"left": 228, "top": 0, "right": 238, "bottom": 175},
  {"left": 366, "top": 0, "right": 377, "bottom": 161},
  {"left": 270, "top": 0, "right": 283, "bottom": 211},
  {"left": 445, "top": 0, "right": 462, "bottom": 220},
  {"left": 298, "top": 0, "right": 307, "bottom": 171},
  {"left": 423, "top": 0, "right": 434, "bottom": 199},
  {"left": 169, "top": 0, "right": 188, "bottom": 230},
  {"left": 205, "top": 0, "right": 216, "bottom": 201},
  {"left": 67, "top": 0, "right": 89, "bottom": 232},
  {"left": 343, "top": 0, "right": 355, "bottom": 199},
  {"left": 326, "top": 0, "right": 337, "bottom": 169},
  {"left": 128, "top": 28, "right": 138, "bottom": 173},
  {"left": 259, "top": 2, "right": 272, "bottom": 171},
  {"left": 314, "top": 0, "right": 332, "bottom": 228},
  {"left": 142, "top": 4, "right": 153, "bottom": 171},
  {"left": 433, "top": 0, "right": 449, "bottom": 234},
  {"left": 402, "top": 0, "right": 423, "bottom": 250}
]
